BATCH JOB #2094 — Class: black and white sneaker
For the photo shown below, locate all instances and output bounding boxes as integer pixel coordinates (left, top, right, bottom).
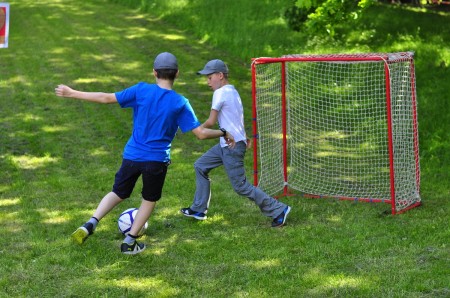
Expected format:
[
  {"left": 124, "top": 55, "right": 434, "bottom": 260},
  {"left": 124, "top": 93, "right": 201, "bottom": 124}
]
[
  {"left": 271, "top": 206, "right": 291, "bottom": 228},
  {"left": 180, "top": 207, "right": 207, "bottom": 220},
  {"left": 121, "top": 241, "right": 146, "bottom": 255},
  {"left": 71, "top": 222, "right": 93, "bottom": 245}
]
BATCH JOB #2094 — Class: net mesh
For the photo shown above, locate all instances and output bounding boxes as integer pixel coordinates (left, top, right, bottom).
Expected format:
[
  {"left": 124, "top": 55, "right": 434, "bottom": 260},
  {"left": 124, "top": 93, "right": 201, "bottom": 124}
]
[
  {"left": 388, "top": 59, "right": 421, "bottom": 211},
  {"left": 253, "top": 63, "right": 285, "bottom": 195},
  {"left": 253, "top": 52, "right": 420, "bottom": 213}
]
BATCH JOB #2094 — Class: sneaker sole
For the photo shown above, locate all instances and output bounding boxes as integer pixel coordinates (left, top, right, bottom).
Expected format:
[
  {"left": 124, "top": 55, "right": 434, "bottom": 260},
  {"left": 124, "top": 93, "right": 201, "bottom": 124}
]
[
  {"left": 180, "top": 210, "right": 207, "bottom": 220},
  {"left": 122, "top": 245, "right": 146, "bottom": 255},
  {"left": 71, "top": 227, "right": 89, "bottom": 245},
  {"left": 193, "top": 214, "right": 207, "bottom": 220},
  {"left": 273, "top": 206, "right": 291, "bottom": 228}
]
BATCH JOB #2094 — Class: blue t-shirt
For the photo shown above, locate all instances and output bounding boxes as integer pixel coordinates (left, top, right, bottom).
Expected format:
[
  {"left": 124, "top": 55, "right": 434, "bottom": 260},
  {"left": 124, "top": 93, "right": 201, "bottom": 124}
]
[{"left": 115, "top": 82, "right": 201, "bottom": 162}]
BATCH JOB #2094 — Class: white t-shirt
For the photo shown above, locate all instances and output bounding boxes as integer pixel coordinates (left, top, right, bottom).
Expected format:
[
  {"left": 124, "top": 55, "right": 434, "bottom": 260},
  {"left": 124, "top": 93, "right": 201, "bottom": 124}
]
[{"left": 211, "top": 84, "right": 247, "bottom": 147}]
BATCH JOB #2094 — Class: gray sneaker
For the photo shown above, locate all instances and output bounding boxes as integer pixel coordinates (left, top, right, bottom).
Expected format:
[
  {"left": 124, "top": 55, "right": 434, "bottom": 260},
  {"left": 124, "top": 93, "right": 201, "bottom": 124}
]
[
  {"left": 180, "top": 207, "right": 207, "bottom": 220},
  {"left": 121, "top": 241, "right": 146, "bottom": 255},
  {"left": 271, "top": 206, "right": 291, "bottom": 228}
]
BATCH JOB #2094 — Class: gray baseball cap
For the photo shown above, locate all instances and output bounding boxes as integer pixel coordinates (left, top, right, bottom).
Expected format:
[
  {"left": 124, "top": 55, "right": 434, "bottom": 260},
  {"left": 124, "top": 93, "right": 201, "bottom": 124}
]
[
  {"left": 153, "top": 52, "right": 178, "bottom": 70},
  {"left": 197, "top": 59, "right": 228, "bottom": 75}
]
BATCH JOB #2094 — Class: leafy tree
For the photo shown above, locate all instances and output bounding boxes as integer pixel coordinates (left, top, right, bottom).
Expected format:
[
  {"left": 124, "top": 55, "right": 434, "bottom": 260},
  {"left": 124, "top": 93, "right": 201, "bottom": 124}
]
[{"left": 285, "top": 0, "right": 375, "bottom": 36}]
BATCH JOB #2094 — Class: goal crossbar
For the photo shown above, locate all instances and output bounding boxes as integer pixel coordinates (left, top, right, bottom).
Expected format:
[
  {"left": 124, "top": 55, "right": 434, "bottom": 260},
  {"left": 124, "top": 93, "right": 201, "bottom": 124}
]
[{"left": 251, "top": 52, "right": 421, "bottom": 214}]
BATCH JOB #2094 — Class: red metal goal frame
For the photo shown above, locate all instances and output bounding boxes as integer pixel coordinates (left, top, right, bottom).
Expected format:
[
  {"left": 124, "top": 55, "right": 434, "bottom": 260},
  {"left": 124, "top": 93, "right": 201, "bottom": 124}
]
[{"left": 251, "top": 53, "right": 421, "bottom": 214}]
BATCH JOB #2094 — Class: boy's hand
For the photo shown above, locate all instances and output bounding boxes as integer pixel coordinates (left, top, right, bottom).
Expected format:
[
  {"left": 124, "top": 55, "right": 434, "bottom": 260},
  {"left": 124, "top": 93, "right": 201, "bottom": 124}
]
[
  {"left": 225, "top": 132, "right": 236, "bottom": 149},
  {"left": 55, "top": 84, "right": 73, "bottom": 97},
  {"left": 246, "top": 138, "right": 252, "bottom": 149}
]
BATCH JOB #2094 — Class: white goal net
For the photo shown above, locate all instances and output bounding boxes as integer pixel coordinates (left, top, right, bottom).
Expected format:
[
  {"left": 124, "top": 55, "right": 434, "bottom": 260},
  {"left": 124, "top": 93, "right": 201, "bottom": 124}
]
[{"left": 251, "top": 52, "right": 421, "bottom": 214}]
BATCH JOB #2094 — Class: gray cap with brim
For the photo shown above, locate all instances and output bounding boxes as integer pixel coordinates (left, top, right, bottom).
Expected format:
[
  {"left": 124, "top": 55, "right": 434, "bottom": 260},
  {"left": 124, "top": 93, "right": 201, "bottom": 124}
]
[
  {"left": 154, "top": 52, "right": 178, "bottom": 70},
  {"left": 197, "top": 59, "right": 228, "bottom": 75}
]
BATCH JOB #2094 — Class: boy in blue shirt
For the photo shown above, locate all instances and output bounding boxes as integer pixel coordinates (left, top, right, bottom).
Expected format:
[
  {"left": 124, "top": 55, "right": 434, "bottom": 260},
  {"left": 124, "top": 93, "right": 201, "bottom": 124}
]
[{"left": 55, "top": 52, "right": 234, "bottom": 254}]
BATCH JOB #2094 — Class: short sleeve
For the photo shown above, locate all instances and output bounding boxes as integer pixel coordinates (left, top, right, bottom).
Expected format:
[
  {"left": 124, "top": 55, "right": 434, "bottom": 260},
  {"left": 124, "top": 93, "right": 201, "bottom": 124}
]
[
  {"left": 115, "top": 83, "right": 140, "bottom": 108},
  {"left": 211, "top": 89, "right": 225, "bottom": 112},
  {"left": 178, "top": 99, "right": 201, "bottom": 133}
]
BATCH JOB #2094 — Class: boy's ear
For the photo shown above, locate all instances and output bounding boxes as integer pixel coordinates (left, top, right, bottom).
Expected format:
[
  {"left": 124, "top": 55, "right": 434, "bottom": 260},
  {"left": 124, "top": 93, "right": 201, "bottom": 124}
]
[{"left": 153, "top": 69, "right": 158, "bottom": 77}]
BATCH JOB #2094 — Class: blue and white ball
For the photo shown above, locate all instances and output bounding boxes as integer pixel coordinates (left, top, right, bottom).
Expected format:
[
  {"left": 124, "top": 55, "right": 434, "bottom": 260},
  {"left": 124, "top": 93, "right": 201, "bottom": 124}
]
[{"left": 118, "top": 208, "right": 148, "bottom": 236}]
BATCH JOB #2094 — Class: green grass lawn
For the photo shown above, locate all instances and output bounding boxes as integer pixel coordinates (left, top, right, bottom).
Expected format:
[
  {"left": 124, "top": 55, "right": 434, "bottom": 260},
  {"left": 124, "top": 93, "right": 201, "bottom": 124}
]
[{"left": 0, "top": 0, "right": 449, "bottom": 297}]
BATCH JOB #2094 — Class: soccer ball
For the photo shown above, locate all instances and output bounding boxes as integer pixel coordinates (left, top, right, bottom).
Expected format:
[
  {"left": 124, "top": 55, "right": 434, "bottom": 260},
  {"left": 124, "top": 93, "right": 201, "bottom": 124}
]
[{"left": 118, "top": 208, "right": 148, "bottom": 236}]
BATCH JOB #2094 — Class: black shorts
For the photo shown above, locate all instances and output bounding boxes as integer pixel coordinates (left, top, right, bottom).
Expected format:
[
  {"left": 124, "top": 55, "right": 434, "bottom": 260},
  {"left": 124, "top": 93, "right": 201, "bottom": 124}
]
[{"left": 112, "top": 159, "right": 169, "bottom": 202}]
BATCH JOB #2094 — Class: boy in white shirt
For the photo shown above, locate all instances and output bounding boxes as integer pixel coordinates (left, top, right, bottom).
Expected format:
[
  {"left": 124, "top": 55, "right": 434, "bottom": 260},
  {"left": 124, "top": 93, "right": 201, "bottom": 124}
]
[{"left": 180, "top": 59, "right": 291, "bottom": 227}]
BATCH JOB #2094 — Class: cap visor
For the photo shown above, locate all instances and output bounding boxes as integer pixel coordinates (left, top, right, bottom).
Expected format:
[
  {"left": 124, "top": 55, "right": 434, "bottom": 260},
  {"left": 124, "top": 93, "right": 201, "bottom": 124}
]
[{"left": 197, "top": 69, "right": 213, "bottom": 75}]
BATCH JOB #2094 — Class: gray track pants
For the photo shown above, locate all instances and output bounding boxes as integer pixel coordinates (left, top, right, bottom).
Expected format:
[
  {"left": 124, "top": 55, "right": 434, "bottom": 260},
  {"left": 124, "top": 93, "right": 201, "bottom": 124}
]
[{"left": 190, "top": 141, "right": 286, "bottom": 218}]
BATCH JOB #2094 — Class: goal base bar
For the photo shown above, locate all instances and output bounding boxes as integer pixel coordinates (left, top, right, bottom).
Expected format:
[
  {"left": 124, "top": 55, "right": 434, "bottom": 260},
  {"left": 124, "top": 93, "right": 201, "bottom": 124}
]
[{"left": 275, "top": 190, "right": 422, "bottom": 214}]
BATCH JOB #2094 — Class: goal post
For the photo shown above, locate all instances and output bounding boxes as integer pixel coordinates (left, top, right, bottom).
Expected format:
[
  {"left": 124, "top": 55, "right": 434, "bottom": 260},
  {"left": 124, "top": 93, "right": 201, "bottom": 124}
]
[{"left": 251, "top": 52, "right": 421, "bottom": 215}]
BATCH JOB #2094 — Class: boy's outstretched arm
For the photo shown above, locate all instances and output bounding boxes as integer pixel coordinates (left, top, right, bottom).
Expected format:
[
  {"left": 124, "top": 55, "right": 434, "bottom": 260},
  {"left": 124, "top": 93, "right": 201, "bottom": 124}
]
[
  {"left": 55, "top": 84, "right": 117, "bottom": 104},
  {"left": 196, "top": 109, "right": 235, "bottom": 147},
  {"left": 191, "top": 126, "right": 236, "bottom": 148}
]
